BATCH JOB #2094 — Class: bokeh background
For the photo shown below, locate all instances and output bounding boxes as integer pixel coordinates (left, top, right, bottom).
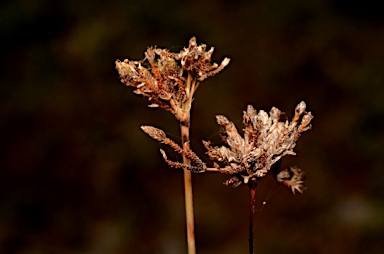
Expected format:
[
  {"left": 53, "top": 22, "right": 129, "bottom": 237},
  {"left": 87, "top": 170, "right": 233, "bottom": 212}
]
[{"left": 1, "top": 0, "right": 384, "bottom": 253}]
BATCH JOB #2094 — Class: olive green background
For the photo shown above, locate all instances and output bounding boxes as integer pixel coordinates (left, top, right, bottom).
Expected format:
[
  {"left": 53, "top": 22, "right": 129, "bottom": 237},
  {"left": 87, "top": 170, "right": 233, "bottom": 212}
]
[{"left": 1, "top": 0, "right": 383, "bottom": 253}]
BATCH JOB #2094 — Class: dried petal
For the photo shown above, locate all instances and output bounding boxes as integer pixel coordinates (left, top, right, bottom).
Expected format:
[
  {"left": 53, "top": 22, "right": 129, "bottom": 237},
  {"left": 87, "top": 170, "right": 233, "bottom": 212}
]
[
  {"left": 276, "top": 166, "right": 305, "bottom": 194},
  {"left": 299, "top": 112, "right": 313, "bottom": 131},
  {"left": 294, "top": 101, "right": 306, "bottom": 121}
]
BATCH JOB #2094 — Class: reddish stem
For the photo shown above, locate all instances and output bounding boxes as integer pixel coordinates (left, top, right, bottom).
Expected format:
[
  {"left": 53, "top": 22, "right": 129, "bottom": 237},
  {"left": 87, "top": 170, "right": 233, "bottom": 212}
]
[{"left": 248, "top": 180, "right": 257, "bottom": 254}]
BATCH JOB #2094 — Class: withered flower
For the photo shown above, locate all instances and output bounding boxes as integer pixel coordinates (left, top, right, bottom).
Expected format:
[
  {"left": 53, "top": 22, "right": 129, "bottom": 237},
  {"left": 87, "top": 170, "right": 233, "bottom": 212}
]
[
  {"left": 203, "top": 101, "right": 313, "bottom": 193},
  {"left": 116, "top": 37, "right": 230, "bottom": 121}
]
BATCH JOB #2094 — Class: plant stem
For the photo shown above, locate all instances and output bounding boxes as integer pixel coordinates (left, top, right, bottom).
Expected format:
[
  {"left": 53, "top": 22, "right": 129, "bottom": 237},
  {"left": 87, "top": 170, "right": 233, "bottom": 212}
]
[
  {"left": 180, "top": 72, "right": 196, "bottom": 254},
  {"left": 181, "top": 124, "right": 196, "bottom": 254},
  {"left": 248, "top": 180, "right": 257, "bottom": 254}
]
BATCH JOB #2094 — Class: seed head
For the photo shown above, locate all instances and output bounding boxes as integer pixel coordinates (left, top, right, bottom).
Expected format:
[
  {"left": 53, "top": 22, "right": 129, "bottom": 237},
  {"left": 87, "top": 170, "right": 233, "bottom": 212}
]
[
  {"left": 203, "top": 101, "right": 313, "bottom": 192},
  {"left": 116, "top": 37, "right": 230, "bottom": 120}
]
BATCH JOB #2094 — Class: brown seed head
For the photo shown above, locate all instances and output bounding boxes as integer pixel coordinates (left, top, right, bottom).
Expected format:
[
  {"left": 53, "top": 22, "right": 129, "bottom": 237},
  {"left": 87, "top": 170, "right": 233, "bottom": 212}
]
[
  {"left": 116, "top": 37, "right": 230, "bottom": 119},
  {"left": 204, "top": 102, "right": 313, "bottom": 190}
]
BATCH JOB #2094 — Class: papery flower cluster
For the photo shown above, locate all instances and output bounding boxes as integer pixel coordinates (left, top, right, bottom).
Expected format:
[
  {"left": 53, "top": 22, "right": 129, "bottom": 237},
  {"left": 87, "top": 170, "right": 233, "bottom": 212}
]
[
  {"left": 203, "top": 101, "right": 313, "bottom": 193},
  {"left": 115, "top": 37, "right": 230, "bottom": 121}
]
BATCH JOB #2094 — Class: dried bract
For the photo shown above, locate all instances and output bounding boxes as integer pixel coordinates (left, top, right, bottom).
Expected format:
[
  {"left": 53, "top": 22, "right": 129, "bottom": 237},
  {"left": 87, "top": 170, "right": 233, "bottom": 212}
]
[
  {"left": 141, "top": 125, "right": 166, "bottom": 142},
  {"left": 203, "top": 101, "right": 313, "bottom": 192},
  {"left": 276, "top": 166, "right": 305, "bottom": 194},
  {"left": 116, "top": 37, "right": 230, "bottom": 120}
]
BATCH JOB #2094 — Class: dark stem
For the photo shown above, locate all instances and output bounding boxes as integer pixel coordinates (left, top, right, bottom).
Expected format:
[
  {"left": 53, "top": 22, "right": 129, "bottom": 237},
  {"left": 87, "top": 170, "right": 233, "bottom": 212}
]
[{"left": 248, "top": 179, "right": 257, "bottom": 254}]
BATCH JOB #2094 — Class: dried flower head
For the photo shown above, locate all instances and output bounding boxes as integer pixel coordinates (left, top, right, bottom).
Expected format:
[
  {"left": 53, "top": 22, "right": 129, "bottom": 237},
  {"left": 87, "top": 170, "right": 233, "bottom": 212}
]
[
  {"left": 203, "top": 101, "right": 313, "bottom": 192},
  {"left": 116, "top": 37, "right": 230, "bottom": 121}
]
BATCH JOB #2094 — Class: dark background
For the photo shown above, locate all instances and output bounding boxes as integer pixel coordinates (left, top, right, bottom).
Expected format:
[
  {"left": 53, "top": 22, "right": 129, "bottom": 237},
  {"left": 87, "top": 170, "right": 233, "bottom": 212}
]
[{"left": 1, "top": 0, "right": 384, "bottom": 253}]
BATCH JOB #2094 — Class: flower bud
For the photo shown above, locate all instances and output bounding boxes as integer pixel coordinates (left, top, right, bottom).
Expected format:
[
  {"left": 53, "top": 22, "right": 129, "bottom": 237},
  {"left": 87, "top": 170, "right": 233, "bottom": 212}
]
[{"left": 141, "top": 126, "right": 166, "bottom": 142}]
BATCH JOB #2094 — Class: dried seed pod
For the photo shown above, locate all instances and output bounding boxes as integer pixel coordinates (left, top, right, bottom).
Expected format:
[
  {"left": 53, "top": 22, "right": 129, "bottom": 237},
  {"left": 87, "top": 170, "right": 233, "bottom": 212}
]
[{"left": 141, "top": 126, "right": 166, "bottom": 142}]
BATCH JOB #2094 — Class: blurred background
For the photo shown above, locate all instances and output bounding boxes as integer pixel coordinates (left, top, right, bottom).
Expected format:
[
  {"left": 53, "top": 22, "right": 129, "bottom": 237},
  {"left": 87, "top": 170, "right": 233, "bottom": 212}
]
[{"left": 1, "top": 0, "right": 384, "bottom": 253}]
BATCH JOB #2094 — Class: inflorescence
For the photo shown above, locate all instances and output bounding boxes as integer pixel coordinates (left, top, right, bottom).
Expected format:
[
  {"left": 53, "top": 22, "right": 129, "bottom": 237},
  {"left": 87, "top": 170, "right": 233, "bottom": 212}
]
[{"left": 116, "top": 37, "right": 230, "bottom": 121}]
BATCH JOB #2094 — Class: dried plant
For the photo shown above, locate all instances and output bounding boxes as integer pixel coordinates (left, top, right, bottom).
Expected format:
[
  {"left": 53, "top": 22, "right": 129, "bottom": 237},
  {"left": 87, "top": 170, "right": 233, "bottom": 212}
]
[
  {"left": 116, "top": 37, "right": 230, "bottom": 254},
  {"left": 116, "top": 36, "right": 313, "bottom": 254},
  {"left": 202, "top": 102, "right": 312, "bottom": 253}
]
